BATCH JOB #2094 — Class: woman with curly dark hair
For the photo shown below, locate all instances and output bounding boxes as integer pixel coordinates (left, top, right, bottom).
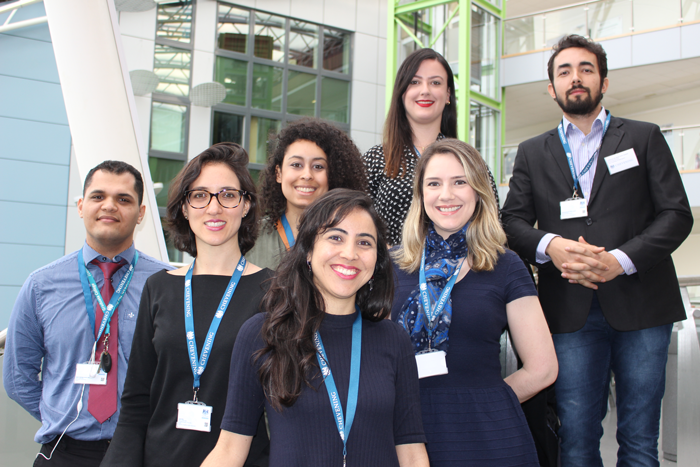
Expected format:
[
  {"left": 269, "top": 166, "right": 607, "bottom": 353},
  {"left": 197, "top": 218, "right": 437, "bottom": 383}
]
[
  {"left": 246, "top": 118, "right": 368, "bottom": 269},
  {"left": 202, "top": 189, "right": 429, "bottom": 467},
  {"left": 364, "top": 48, "right": 499, "bottom": 246},
  {"left": 102, "top": 143, "right": 270, "bottom": 467}
]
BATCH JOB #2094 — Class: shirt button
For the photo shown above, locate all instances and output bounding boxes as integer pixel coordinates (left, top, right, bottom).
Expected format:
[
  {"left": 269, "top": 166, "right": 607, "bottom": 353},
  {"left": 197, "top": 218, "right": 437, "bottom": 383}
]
[{"left": 586, "top": 218, "right": 593, "bottom": 226}]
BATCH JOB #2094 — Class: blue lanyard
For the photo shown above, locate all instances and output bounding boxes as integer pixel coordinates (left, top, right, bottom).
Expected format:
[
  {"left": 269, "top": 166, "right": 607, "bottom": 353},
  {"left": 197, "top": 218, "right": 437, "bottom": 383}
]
[
  {"left": 419, "top": 249, "right": 464, "bottom": 346},
  {"left": 557, "top": 112, "right": 611, "bottom": 197},
  {"left": 78, "top": 249, "right": 138, "bottom": 340},
  {"left": 280, "top": 213, "right": 295, "bottom": 247},
  {"left": 314, "top": 309, "right": 362, "bottom": 465},
  {"left": 184, "top": 256, "right": 246, "bottom": 394}
]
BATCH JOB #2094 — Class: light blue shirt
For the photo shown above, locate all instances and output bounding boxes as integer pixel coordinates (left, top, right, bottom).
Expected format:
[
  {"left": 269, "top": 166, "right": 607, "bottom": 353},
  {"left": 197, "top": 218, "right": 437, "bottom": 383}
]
[
  {"left": 3, "top": 242, "right": 173, "bottom": 444},
  {"left": 536, "top": 108, "right": 636, "bottom": 275}
]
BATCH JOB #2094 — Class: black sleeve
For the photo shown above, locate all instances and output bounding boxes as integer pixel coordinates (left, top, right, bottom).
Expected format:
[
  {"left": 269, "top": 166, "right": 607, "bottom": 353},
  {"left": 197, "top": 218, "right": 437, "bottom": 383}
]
[
  {"left": 101, "top": 277, "right": 158, "bottom": 467},
  {"left": 392, "top": 325, "right": 426, "bottom": 445}
]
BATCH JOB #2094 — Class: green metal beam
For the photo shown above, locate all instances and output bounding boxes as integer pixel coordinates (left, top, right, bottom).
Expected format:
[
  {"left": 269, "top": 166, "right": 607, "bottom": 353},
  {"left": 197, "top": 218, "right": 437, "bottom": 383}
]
[
  {"left": 385, "top": 0, "right": 397, "bottom": 116},
  {"left": 396, "top": 17, "right": 426, "bottom": 48},
  {"left": 429, "top": 5, "right": 459, "bottom": 48},
  {"left": 472, "top": 0, "right": 502, "bottom": 18},
  {"left": 395, "top": 0, "right": 453, "bottom": 15},
  {"left": 457, "top": 0, "right": 470, "bottom": 142},
  {"left": 470, "top": 91, "right": 500, "bottom": 110}
]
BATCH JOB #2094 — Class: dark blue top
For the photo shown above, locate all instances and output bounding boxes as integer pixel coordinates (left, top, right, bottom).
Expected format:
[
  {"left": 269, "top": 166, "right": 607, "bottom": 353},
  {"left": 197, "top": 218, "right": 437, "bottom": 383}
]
[{"left": 222, "top": 311, "right": 426, "bottom": 467}]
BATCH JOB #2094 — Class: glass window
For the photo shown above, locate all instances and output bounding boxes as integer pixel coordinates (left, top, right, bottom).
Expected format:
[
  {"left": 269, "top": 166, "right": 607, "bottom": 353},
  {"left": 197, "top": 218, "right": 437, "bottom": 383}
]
[
  {"left": 323, "top": 28, "right": 350, "bottom": 73},
  {"left": 215, "top": 56, "right": 248, "bottom": 106},
  {"left": 469, "top": 101, "right": 498, "bottom": 170},
  {"left": 289, "top": 20, "right": 319, "bottom": 68},
  {"left": 148, "top": 157, "right": 185, "bottom": 207},
  {"left": 287, "top": 71, "right": 316, "bottom": 116},
  {"left": 254, "top": 11, "right": 286, "bottom": 61},
  {"left": 154, "top": 44, "right": 191, "bottom": 97},
  {"left": 471, "top": 5, "right": 498, "bottom": 99},
  {"left": 250, "top": 117, "right": 281, "bottom": 164},
  {"left": 150, "top": 102, "right": 187, "bottom": 153},
  {"left": 156, "top": 2, "right": 192, "bottom": 43},
  {"left": 321, "top": 77, "right": 349, "bottom": 123},
  {"left": 212, "top": 111, "right": 244, "bottom": 145},
  {"left": 218, "top": 5, "right": 250, "bottom": 53},
  {"left": 252, "top": 64, "right": 283, "bottom": 112}
]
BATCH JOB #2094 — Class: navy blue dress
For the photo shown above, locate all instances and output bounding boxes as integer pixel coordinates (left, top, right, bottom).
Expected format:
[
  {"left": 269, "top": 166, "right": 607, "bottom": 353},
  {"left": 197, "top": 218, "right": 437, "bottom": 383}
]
[{"left": 392, "top": 249, "right": 540, "bottom": 466}]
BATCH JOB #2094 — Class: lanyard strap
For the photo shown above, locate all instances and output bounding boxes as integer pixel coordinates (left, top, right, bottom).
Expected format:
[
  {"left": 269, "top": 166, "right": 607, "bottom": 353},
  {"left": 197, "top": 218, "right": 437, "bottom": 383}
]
[
  {"left": 78, "top": 249, "right": 138, "bottom": 340},
  {"left": 184, "top": 256, "right": 246, "bottom": 392},
  {"left": 419, "top": 249, "right": 463, "bottom": 343},
  {"left": 557, "top": 112, "right": 611, "bottom": 196},
  {"left": 280, "top": 213, "right": 296, "bottom": 248},
  {"left": 314, "top": 309, "right": 362, "bottom": 463}
]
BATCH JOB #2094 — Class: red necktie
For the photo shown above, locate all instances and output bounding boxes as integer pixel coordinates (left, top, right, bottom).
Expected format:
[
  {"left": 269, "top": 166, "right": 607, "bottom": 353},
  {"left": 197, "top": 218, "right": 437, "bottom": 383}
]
[{"left": 88, "top": 259, "right": 123, "bottom": 424}]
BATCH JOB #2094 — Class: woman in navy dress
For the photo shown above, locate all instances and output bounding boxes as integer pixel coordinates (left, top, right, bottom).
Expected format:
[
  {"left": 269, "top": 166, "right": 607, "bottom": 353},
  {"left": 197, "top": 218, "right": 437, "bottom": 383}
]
[
  {"left": 203, "top": 189, "right": 429, "bottom": 467},
  {"left": 392, "top": 139, "right": 558, "bottom": 466}
]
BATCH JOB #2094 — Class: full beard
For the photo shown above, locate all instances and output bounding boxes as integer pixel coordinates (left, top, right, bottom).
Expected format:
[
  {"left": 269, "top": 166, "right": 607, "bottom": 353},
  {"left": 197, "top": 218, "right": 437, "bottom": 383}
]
[{"left": 554, "top": 85, "right": 604, "bottom": 116}]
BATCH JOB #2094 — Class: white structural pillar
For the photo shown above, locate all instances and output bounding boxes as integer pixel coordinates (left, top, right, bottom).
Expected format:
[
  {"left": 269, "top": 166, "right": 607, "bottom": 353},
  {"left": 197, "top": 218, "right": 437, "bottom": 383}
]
[{"left": 43, "top": 0, "right": 168, "bottom": 262}]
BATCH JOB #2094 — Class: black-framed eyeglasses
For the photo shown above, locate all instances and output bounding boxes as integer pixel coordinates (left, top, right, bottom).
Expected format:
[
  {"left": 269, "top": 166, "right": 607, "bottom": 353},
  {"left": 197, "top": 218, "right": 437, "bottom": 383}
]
[{"left": 185, "top": 189, "right": 247, "bottom": 209}]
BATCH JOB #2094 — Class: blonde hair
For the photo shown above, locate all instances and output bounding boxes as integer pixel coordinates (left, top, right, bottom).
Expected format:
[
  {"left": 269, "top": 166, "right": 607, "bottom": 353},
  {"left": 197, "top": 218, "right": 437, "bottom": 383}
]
[{"left": 395, "top": 139, "right": 505, "bottom": 273}]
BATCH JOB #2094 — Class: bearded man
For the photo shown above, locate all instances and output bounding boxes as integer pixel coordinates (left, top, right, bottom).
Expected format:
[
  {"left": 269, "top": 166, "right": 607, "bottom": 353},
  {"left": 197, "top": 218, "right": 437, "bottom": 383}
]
[{"left": 501, "top": 35, "right": 692, "bottom": 467}]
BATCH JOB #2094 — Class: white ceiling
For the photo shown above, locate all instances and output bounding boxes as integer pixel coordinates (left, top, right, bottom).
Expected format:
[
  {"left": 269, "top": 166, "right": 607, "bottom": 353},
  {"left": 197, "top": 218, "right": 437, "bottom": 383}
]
[
  {"left": 504, "top": 57, "right": 700, "bottom": 144},
  {"left": 505, "top": 0, "right": 590, "bottom": 18}
]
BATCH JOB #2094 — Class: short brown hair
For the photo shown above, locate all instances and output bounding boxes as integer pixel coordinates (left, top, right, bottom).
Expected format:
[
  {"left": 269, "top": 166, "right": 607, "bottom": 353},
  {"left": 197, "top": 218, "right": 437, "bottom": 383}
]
[
  {"left": 547, "top": 34, "right": 608, "bottom": 83},
  {"left": 165, "top": 142, "right": 259, "bottom": 257}
]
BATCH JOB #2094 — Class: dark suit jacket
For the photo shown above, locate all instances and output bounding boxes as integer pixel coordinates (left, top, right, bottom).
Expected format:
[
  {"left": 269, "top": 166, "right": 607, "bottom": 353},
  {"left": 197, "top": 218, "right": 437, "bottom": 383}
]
[{"left": 501, "top": 115, "right": 693, "bottom": 333}]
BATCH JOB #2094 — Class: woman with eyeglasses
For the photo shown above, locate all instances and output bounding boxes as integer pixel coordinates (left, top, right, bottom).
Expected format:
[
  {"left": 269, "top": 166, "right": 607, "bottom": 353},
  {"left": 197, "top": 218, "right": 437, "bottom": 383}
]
[
  {"left": 101, "top": 143, "right": 269, "bottom": 467},
  {"left": 246, "top": 118, "right": 368, "bottom": 269},
  {"left": 202, "top": 189, "right": 429, "bottom": 467}
]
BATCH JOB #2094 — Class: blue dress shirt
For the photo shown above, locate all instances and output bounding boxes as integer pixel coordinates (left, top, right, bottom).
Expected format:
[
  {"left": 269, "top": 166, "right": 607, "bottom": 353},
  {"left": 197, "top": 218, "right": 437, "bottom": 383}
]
[{"left": 3, "top": 242, "right": 172, "bottom": 444}]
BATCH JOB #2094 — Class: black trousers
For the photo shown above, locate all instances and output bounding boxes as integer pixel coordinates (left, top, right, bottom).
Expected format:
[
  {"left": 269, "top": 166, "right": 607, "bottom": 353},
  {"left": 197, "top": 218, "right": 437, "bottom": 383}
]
[{"left": 33, "top": 436, "right": 110, "bottom": 467}]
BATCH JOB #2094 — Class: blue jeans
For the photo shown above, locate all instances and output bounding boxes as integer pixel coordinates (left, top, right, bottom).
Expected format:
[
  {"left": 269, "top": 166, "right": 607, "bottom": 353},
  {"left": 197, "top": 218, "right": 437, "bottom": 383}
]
[{"left": 552, "top": 295, "right": 672, "bottom": 467}]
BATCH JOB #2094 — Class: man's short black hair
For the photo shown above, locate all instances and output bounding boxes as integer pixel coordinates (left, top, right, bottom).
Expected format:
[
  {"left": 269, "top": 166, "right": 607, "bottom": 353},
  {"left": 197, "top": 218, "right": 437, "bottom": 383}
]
[
  {"left": 547, "top": 34, "right": 608, "bottom": 83},
  {"left": 83, "top": 160, "right": 145, "bottom": 204}
]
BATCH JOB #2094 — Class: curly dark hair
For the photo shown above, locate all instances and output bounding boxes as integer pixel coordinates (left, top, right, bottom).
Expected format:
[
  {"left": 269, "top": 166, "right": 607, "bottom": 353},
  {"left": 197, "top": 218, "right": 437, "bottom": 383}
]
[
  {"left": 165, "top": 142, "right": 259, "bottom": 257},
  {"left": 258, "top": 118, "right": 368, "bottom": 230},
  {"left": 255, "top": 189, "right": 393, "bottom": 411},
  {"left": 547, "top": 34, "right": 608, "bottom": 83},
  {"left": 384, "top": 48, "right": 456, "bottom": 178}
]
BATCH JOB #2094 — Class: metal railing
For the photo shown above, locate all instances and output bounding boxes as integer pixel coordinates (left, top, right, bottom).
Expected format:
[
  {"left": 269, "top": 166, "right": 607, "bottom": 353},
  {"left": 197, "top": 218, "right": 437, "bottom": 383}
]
[
  {"left": 662, "top": 276, "right": 700, "bottom": 464},
  {"left": 504, "top": 0, "right": 700, "bottom": 56},
  {"left": 501, "top": 124, "right": 700, "bottom": 185}
]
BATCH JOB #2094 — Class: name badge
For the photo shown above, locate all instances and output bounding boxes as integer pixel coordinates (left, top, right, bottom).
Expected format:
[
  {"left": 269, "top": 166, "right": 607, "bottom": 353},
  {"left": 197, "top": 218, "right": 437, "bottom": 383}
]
[
  {"left": 176, "top": 401, "right": 212, "bottom": 432},
  {"left": 605, "top": 148, "right": 639, "bottom": 175},
  {"left": 415, "top": 350, "right": 448, "bottom": 379},
  {"left": 560, "top": 198, "right": 588, "bottom": 220},
  {"left": 74, "top": 363, "right": 107, "bottom": 385}
]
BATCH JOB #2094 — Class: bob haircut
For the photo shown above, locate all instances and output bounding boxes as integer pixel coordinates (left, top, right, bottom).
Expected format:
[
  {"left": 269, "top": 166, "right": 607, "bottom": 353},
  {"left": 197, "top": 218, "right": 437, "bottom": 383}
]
[
  {"left": 165, "top": 142, "right": 259, "bottom": 257},
  {"left": 383, "top": 48, "right": 456, "bottom": 178},
  {"left": 547, "top": 34, "right": 608, "bottom": 83},
  {"left": 396, "top": 139, "right": 505, "bottom": 273},
  {"left": 258, "top": 118, "right": 368, "bottom": 229},
  {"left": 255, "top": 189, "right": 393, "bottom": 410}
]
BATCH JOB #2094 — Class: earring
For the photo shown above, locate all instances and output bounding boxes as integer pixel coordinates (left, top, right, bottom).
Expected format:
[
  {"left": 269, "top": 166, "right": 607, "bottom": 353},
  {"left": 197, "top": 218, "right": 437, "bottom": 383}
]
[
  {"left": 307, "top": 260, "right": 312, "bottom": 273},
  {"left": 184, "top": 214, "right": 188, "bottom": 220},
  {"left": 368, "top": 276, "right": 374, "bottom": 292},
  {"left": 242, "top": 211, "right": 247, "bottom": 218},
  {"left": 446, "top": 100, "right": 451, "bottom": 105}
]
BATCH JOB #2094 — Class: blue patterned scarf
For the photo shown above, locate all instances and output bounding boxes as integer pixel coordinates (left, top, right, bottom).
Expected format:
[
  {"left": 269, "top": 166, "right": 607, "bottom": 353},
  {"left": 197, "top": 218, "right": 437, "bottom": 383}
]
[{"left": 397, "top": 224, "right": 468, "bottom": 354}]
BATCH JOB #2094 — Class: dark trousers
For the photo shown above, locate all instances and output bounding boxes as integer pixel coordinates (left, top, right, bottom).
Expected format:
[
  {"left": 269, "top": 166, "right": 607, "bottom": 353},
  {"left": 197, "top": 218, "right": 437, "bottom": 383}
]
[{"left": 33, "top": 436, "right": 110, "bottom": 467}]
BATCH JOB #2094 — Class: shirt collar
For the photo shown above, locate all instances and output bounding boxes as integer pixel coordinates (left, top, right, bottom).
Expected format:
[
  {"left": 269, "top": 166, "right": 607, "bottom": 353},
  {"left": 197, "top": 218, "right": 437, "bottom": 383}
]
[
  {"left": 562, "top": 106, "right": 607, "bottom": 136},
  {"left": 82, "top": 241, "right": 136, "bottom": 265}
]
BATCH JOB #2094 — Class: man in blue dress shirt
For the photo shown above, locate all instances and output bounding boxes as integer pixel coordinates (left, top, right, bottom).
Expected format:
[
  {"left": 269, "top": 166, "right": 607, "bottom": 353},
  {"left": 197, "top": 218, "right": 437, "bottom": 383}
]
[{"left": 4, "top": 161, "right": 173, "bottom": 466}]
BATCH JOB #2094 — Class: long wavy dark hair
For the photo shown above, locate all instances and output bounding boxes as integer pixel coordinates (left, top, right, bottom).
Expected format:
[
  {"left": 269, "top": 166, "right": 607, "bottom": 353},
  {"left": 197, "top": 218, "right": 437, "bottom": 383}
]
[
  {"left": 255, "top": 189, "right": 393, "bottom": 410},
  {"left": 258, "top": 118, "right": 368, "bottom": 231},
  {"left": 384, "top": 48, "right": 456, "bottom": 178},
  {"left": 165, "top": 142, "right": 259, "bottom": 257}
]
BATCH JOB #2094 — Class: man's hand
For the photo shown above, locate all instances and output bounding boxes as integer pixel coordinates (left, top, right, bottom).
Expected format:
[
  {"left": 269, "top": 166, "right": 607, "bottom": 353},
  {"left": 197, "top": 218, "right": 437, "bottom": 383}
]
[{"left": 559, "top": 237, "right": 623, "bottom": 288}]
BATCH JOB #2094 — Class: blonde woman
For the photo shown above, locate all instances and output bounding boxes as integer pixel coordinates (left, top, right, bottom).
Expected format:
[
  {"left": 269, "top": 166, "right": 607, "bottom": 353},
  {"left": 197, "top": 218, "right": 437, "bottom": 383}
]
[{"left": 392, "top": 139, "right": 558, "bottom": 466}]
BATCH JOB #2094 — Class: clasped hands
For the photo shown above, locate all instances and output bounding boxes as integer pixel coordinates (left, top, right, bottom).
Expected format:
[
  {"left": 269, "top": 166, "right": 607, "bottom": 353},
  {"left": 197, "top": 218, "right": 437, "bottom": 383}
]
[{"left": 545, "top": 236, "right": 623, "bottom": 290}]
